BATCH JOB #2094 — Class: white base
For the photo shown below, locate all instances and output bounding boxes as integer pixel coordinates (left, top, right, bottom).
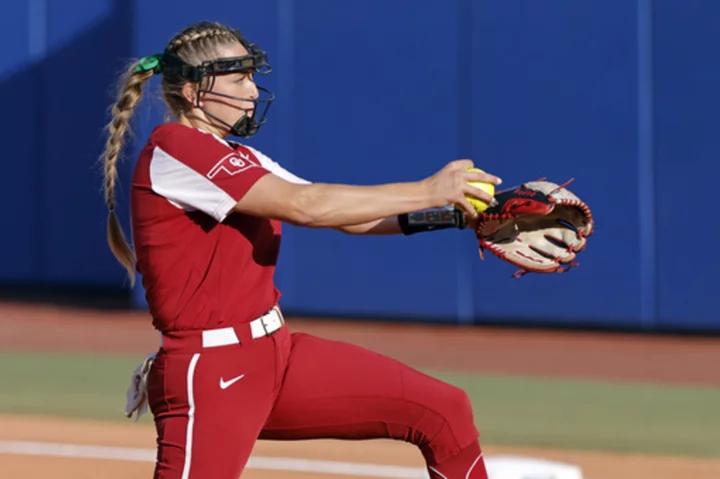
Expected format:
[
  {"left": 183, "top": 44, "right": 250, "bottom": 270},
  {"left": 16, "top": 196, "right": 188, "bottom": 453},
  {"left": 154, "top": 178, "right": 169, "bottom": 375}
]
[{"left": 484, "top": 455, "right": 584, "bottom": 479}]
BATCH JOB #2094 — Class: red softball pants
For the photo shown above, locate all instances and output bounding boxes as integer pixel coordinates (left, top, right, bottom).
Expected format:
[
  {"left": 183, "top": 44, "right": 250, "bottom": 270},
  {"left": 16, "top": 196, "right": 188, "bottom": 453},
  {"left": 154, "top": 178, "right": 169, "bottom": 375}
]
[{"left": 147, "top": 318, "right": 488, "bottom": 479}]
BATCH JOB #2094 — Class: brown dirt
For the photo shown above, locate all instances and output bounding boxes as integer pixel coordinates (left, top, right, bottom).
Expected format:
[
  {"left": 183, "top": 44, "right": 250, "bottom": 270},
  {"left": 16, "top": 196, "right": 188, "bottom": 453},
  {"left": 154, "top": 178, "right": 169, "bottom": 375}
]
[
  {"left": 2, "top": 302, "right": 719, "bottom": 386},
  {"left": 2, "top": 415, "right": 719, "bottom": 479},
  {"left": 1, "top": 301, "right": 719, "bottom": 478}
]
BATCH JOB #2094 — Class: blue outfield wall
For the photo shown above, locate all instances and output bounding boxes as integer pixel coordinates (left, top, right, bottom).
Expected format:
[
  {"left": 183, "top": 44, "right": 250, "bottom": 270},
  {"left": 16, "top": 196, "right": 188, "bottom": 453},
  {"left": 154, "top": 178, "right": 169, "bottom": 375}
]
[{"left": 1, "top": 1, "right": 719, "bottom": 333}]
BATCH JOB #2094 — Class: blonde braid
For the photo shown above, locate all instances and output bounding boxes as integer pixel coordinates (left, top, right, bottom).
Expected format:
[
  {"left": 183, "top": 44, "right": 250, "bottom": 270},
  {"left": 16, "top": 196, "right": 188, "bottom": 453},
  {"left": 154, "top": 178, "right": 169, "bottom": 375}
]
[
  {"left": 166, "top": 27, "right": 232, "bottom": 53},
  {"left": 101, "top": 65, "right": 154, "bottom": 286},
  {"left": 161, "top": 22, "right": 242, "bottom": 116},
  {"left": 101, "top": 21, "right": 242, "bottom": 285}
]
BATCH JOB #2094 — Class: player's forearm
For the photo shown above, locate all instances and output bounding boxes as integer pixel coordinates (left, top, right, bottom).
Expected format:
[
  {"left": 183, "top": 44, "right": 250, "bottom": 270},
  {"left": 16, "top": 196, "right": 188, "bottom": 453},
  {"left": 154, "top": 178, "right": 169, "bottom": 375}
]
[
  {"left": 335, "top": 216, "right": 402, "bottom": 235},
  {"left": 295, "top": 182, "right": 436, "bottom": 228}
]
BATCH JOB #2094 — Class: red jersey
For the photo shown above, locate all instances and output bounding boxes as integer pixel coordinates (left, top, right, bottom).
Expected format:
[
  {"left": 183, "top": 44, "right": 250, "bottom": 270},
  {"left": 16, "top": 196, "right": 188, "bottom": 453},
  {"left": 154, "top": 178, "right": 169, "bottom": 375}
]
[{"left": 130, "top": 123, "right": 308, "bottom": 333}]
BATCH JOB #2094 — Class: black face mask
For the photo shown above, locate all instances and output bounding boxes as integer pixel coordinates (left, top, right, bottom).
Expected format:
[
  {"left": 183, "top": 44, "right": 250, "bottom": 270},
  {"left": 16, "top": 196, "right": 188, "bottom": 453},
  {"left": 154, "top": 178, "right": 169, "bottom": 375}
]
[{"left": 159, "top": 31, "right": 275, "bottom": 138}]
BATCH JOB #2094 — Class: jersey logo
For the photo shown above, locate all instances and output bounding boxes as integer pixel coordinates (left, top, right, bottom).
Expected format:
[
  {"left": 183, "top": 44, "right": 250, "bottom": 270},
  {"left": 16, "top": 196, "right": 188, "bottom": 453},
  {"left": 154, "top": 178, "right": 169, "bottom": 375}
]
[{"left": 207, "top": 151, "right": 258, "bottom": 180}]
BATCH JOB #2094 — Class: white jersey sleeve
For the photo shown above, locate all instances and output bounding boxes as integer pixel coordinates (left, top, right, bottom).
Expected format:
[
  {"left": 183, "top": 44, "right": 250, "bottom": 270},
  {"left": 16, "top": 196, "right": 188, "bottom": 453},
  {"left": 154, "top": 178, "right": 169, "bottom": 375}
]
[
  {"left": 147, "top": 124, "right": 271, "bottom": 222},
  {"left": 244, "top": 145, "right": 312, "bottom": 185}
]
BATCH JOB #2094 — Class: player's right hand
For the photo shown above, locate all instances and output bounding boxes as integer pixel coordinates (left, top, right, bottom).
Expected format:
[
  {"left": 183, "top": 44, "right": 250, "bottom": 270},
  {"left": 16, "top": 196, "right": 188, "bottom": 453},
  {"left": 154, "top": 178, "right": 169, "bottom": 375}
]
[{"left": 422, "top": 159, "right": 502, "bottom": 218}]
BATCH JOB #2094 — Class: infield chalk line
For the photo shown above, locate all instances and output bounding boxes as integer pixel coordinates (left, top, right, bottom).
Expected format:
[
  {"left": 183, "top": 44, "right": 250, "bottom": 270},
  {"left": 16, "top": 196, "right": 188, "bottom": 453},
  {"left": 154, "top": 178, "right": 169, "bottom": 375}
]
[{"left": 0, "top": 440, "right": 429, "bottom": 478}]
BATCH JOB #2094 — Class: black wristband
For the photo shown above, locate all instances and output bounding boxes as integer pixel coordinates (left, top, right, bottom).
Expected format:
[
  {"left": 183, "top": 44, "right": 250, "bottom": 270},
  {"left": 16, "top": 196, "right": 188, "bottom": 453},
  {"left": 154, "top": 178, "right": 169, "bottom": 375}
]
[{"left": 398, "top": 207, "right": 466, "bottom": 235}]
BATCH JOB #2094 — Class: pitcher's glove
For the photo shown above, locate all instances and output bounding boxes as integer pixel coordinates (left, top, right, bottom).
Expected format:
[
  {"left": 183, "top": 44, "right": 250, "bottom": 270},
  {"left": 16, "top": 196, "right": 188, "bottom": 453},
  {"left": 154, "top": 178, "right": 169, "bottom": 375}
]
[{"left": 475, "top": 179, "right": 594, "bottom": 277}]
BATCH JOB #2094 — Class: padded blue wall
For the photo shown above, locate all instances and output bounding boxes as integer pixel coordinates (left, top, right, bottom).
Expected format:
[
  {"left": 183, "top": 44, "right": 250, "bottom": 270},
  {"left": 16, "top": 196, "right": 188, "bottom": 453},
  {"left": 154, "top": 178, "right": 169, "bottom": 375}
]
[
  {"left": 0, "top": 2, "right": 38, "bottom": 281},
  {"left": 2, "top": 1, "right": 718, "bottom": 332},
  {"left": 653, "top": 0, "right": 720, "bottom": 331},
  {"left": 0, "top": 0, "right": 132, "bottom": 284}
]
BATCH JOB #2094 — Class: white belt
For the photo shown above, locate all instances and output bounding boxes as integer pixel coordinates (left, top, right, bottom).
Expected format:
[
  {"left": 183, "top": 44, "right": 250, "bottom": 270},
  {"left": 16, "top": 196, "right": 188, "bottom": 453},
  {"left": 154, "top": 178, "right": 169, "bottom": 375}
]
[{"left": 201, "top": 307, "right": 284, "bottom": 348}]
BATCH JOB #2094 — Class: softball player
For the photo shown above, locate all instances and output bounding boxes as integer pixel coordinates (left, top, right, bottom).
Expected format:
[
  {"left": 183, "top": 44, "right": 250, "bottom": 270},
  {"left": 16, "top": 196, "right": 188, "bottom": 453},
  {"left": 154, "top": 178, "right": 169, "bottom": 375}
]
[{"left": 106, "top": 21, "right": 501, "bottom": 479}]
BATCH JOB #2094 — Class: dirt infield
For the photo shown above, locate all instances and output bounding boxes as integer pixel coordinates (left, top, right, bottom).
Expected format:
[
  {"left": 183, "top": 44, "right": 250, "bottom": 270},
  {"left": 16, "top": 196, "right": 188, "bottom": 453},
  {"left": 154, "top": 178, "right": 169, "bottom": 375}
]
[
  {"left": 1, "top": 301, "right": 720, "bottom": 478},
  {"left": 2, "top": 302, "right": 719, "bottom": 386},
  {"left": 2, "top": 415, "right": 720, "bottom": 479}
]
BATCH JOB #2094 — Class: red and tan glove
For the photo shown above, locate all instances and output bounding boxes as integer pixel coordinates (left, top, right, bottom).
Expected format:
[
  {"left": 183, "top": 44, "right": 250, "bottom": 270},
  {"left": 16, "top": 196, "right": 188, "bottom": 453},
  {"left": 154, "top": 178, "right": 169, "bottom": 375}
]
[{"left": 475, "top": 179, "right": 594, "bottom": 277}]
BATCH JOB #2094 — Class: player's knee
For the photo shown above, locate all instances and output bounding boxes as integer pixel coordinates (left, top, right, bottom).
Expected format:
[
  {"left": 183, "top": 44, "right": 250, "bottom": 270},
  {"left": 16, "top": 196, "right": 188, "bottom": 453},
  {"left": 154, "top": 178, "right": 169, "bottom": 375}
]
[
  {"left": 437, "top": 383, "right": 476, "bottom": 434},
  {"left": 427, "top": 383, "right": 479, "bottom": 461}
]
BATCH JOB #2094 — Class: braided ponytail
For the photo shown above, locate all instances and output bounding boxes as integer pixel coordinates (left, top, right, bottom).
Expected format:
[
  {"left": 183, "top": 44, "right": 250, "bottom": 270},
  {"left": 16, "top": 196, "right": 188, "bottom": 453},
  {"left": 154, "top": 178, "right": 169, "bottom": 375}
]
[
  {"left": 101, "top": 65, "right": 153, "bottom": 286},
  {"left": 101, "top": 22, "right": 243, "bottom": 284}
]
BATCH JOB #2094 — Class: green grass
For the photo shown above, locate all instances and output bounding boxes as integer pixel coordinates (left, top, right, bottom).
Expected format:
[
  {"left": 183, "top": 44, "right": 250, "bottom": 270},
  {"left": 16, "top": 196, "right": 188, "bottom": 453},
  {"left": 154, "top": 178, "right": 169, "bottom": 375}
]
[
  {"left": 0, "top": 350, "right": 140, "bottom": 420},
  {"left": 0, "top": 350, "right": 718, "bottom": 458},
  {"left": 433, "top": 371, "right": 720, "bottom": 458}
]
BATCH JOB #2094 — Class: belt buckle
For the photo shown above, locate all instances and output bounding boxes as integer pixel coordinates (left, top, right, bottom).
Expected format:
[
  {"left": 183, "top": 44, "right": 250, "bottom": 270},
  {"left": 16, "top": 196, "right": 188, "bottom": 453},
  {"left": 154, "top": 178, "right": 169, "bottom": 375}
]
[{"left": 260, "top": 307, "right": 283, "bottom": 336}]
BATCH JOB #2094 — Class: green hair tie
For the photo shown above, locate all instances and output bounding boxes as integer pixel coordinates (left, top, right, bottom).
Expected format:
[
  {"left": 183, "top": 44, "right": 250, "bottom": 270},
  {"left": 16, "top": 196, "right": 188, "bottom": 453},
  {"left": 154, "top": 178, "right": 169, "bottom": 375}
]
[{"left": 135, "top": 54, "right": 164, "bottom": 74}]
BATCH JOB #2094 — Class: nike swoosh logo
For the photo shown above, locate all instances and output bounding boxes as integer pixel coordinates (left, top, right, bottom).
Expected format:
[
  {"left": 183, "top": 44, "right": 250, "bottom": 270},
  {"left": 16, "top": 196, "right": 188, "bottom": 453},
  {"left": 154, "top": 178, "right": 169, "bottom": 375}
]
[{"left": 219, "top": 374, "right": 245, "bottom": 390}]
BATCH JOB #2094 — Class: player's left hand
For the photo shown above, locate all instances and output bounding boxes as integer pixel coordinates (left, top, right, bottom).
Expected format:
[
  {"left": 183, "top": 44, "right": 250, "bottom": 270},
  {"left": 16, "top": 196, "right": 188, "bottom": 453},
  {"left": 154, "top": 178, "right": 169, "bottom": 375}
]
[
  {"left": 473, "top": 178, "right": 594, "bottom": 277},
  {"left": 463, "top": 212, "right": 479, "bottom": 231}
]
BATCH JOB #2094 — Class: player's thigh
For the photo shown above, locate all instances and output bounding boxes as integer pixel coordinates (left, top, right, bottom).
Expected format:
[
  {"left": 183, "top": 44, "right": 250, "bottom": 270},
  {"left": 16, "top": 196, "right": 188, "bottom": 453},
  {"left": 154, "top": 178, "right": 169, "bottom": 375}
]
[
  {"left": 259, "top": 332, "right": 477, "bottom": 445},
  {"left": 148, "top": 343, "right": 278, "bottom": 479}
]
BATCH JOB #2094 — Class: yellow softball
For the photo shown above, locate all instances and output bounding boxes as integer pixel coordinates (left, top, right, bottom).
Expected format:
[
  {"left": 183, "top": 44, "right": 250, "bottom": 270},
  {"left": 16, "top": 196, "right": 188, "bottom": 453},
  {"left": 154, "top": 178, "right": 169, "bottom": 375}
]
[{"left": 466, "top": 168, "right": 495, "bottom": 213}]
